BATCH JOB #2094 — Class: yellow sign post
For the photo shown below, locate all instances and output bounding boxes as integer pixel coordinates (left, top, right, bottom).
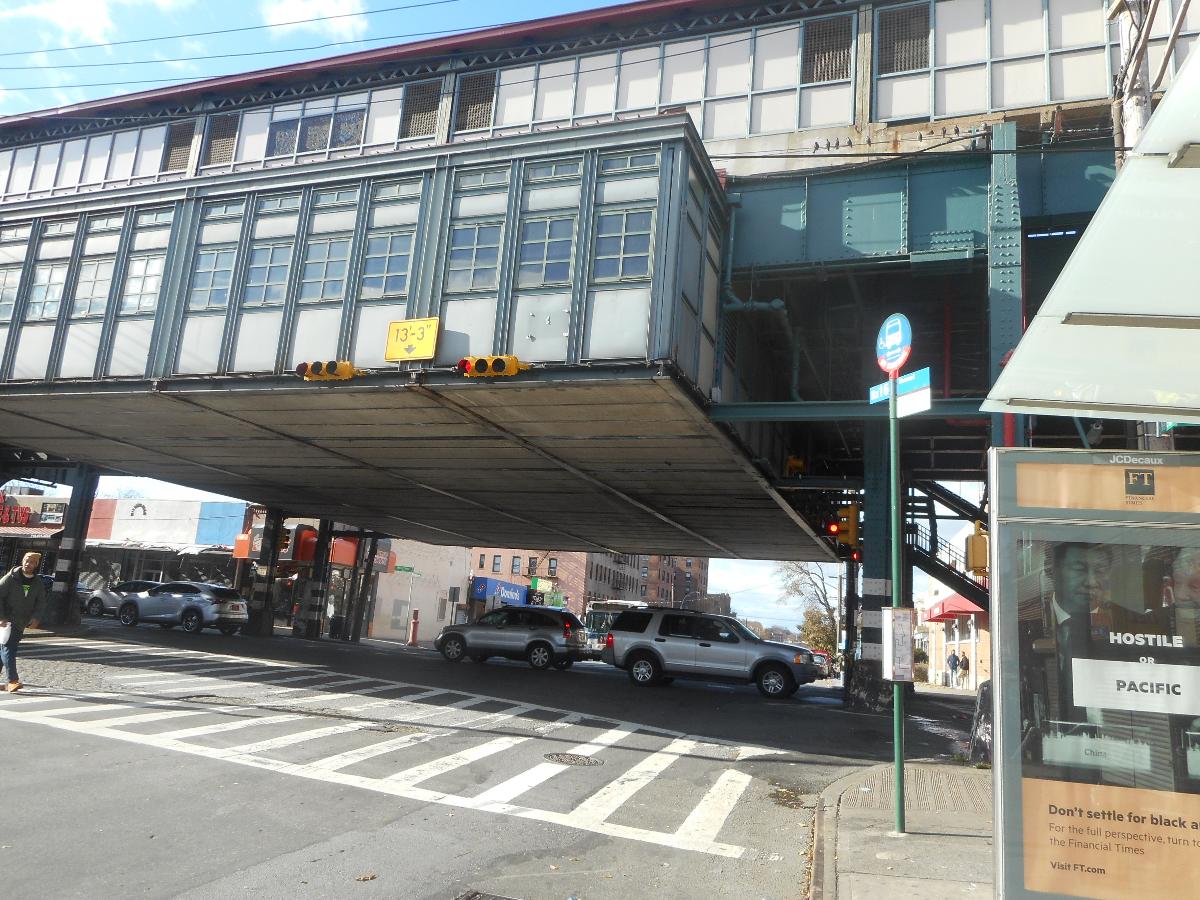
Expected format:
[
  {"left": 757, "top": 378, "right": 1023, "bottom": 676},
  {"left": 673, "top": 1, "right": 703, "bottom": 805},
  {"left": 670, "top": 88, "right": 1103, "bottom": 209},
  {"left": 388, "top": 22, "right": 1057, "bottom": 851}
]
[{"left": 384, "top": 317, "right": 439, "bottom": 362}]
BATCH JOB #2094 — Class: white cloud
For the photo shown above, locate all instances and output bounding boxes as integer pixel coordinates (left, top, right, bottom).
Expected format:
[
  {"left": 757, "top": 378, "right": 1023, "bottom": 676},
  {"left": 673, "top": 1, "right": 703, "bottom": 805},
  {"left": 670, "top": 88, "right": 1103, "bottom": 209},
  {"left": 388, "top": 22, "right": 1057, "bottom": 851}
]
[
  {"left": 260, "top": 0, "right": 368, "bottom": 42},
  {"left": 0, "top": 0, "right": 194, "bottom": 47}
]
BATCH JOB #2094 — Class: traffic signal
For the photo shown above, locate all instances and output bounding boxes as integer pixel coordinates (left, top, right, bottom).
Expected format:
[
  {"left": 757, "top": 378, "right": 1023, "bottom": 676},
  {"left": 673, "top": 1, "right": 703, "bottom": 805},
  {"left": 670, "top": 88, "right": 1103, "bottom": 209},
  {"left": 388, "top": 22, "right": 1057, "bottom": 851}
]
[
  {"left": 294, "top": 360, "right": 364, "bottom": 381},
  {"left": 455, "top": 355, "right": 530, "bottom": 378},
  {"left": 835, "top": 503, "right": 860, "bottom": 548}
]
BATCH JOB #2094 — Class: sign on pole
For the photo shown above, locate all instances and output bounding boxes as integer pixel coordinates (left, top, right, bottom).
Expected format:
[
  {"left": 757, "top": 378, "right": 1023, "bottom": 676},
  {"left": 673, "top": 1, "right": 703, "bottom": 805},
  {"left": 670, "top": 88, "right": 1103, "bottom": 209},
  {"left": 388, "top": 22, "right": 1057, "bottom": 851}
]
[
  {"left": 882, "top": 608, "right": 915, "bottom": 682},
  {"left": 385, "top": 317, "right": 440, "bottom": 362},
  {"left": 869, "top": 366, "right": 931, "bottom": 415},
  {"left": 876, "top": 313, "right": 912, "bottom": 373}
]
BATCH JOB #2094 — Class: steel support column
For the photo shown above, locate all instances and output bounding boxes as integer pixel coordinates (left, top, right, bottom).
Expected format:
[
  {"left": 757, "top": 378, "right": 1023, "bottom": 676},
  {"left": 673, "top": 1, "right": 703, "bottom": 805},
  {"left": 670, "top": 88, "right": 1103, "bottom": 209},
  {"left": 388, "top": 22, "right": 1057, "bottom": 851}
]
[
  {"left": 988, "top": 122, "right": 1025, "bottom": 446},
  {"left": 296, "top": 518, "right": 332, "bottom": 640},
  {"left": 45, "top": 464, "right": 98, "bottom": 627},
  {"left": 349, "top": 534, "right": 378, "bottom": 643},
  {"left": 246, "top": 507, "right": 284, "bottom": 638}
]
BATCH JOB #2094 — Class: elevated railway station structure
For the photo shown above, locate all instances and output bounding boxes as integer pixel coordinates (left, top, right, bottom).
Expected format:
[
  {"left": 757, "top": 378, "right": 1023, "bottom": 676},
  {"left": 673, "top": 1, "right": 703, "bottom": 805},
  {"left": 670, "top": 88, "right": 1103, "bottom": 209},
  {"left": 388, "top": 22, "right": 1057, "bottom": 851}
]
[{"left": 0, "top": 0, "right": 1194, "bottom": 693}]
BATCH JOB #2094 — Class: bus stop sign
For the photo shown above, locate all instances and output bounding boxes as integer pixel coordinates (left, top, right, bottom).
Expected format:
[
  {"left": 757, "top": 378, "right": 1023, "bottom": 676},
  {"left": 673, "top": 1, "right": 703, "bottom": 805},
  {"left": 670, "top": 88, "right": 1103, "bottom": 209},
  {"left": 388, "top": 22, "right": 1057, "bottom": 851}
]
[{"left": 876, "top": 313, "right": 912, "bottom": 373}]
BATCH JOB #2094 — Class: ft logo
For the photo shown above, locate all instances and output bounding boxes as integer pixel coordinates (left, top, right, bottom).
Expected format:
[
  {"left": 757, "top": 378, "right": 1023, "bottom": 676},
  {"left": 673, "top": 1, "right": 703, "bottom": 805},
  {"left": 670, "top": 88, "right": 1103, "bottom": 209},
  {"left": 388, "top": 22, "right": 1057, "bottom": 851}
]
[{"left": 1125, "top": 469, "right": 1156, "bottom": 496}]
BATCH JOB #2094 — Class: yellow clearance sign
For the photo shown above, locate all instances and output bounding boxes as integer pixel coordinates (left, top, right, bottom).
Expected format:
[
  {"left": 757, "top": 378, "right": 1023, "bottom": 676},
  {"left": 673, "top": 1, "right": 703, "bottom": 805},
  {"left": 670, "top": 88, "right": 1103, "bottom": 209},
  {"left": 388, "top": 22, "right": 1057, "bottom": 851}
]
[{"left": 384, "top": 317, "right": 439, "bottom": 362}]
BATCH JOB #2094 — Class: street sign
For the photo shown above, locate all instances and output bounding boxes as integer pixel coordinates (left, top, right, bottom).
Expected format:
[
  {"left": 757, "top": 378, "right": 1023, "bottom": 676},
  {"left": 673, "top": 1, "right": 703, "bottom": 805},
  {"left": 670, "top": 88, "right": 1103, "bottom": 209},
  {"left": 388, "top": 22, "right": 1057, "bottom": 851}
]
[
  {"left": 385, "top": 317, "right": 439, "bottom": 362},
  {"left": 882, "top": 608, "right": 914, "bottom": 682},
  {"left": 875, "top": 313, "right": 912, "bottom": 373},
  {"left": 395, "top": 564, "right": 415, "bottom": 573},
  {"left": 869, "top": 366, "right": 930, "bottom": 405}
]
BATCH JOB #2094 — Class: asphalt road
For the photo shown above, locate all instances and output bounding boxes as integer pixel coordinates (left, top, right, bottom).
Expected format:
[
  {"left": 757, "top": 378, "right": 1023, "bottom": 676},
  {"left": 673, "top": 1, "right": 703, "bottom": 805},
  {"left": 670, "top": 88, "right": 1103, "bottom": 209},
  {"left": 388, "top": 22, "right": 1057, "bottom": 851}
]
[{"left": 1, "top": 620, "right": 973, "bottom": 900}]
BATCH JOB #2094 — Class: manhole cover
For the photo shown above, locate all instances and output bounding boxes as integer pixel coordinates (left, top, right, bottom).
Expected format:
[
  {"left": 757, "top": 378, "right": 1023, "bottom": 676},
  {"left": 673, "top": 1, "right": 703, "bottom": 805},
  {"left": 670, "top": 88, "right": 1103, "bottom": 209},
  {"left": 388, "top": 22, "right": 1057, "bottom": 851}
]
[{"left": 544, "top": 752, "right": 602, "bottom": 767}]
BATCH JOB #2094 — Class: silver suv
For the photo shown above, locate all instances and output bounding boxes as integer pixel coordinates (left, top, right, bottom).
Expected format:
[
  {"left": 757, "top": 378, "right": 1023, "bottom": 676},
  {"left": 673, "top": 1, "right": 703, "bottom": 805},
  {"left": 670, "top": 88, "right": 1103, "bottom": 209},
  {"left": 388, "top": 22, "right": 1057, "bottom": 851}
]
[
  {"left": 435, "top": 606, "right": 587, "bottom": 670},
  {"left": 118, "top": 581, "right": 249, "bottom": 635},
  {"left": 601, "top": 607, "right": 820, "bottom": 698}
]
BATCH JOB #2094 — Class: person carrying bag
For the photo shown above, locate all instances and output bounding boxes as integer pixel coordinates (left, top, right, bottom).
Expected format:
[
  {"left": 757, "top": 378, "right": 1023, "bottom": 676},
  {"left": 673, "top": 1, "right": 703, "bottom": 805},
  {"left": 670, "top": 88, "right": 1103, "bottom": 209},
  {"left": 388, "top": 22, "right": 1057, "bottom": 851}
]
[{"left": 0, "top": 552, "right": 48, "bottom": 693}]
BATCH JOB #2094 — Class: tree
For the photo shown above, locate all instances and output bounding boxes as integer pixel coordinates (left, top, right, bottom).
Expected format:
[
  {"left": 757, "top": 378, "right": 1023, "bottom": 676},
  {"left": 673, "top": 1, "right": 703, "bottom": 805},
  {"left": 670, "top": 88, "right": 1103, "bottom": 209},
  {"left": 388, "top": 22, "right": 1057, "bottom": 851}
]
[
  {"left": 798, "top": 607, "right": 836, "bottom": 656},
  {"left": 776, "top": 561, "right": 838, "bottom": 651}
]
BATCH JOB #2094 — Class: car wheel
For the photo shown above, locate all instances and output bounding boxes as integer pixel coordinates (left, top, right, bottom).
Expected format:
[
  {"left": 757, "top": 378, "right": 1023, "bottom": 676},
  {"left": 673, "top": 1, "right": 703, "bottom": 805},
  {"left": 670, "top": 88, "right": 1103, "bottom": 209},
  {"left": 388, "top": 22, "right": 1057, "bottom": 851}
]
[
  {"left": 756, "top": 664, "right": 797, "bottom": 698},
  {"left": 470, "top": 654, "right": 489, "bottom": 664},
  {"left": 181, "top": 610, "right": 204, "bottom": 634},
  {"left": 218, "top": 624, "right": 240, "bottom": 636},
  {"left": 553, "top": 659, "right": 574, "bottom": 670},
  {"left": 87, "top": 598, "right": 105, "bottom": 617},
  {"left": 118, "top": 603, "right": 138, "bottom": 627},
  {"left": 527, "top": 643, "right": 554, "bottom": 670},
  {"left": 627, "top": 653, "right": 662, "bottom": 686},
  {"left": 440, "top": 635, "right": 466, "bottom": 662},
  {"left": 159, "top": 623, "right": 175, "bottom": 630}
]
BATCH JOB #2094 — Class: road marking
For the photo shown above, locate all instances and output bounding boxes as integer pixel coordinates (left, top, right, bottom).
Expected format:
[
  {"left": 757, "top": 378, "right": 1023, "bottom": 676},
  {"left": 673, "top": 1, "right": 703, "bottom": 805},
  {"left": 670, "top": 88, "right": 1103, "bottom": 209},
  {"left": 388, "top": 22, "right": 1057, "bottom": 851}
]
[
  {"left": 268, "top": 677, "right": 381, "bottom": 704},
  {"left": 225, "top": 722, "right": 370, "bottom": 754},
  {"left": 154, "top": 713, "right": 304, "bottom": 740},
  {"left": 85, "top": 708, "right": 216, "bottom": 728},
  {"left": 22, "top": 703, "right": 140, "bottom": 717},
  {"left": 571, "top": 737, "right": 697, "bottom": 824},
  {"left": 674, "top": 769, "right": 753, "bottom": 843},
  {"left": 307, "top": 730, "right": 441, "bottom": 771},
  {"left": 471, "top": 726, "right": 632, "bottom": 806},
  {"left": 384, "top": 735, "right": 529, "bottom": 787}
]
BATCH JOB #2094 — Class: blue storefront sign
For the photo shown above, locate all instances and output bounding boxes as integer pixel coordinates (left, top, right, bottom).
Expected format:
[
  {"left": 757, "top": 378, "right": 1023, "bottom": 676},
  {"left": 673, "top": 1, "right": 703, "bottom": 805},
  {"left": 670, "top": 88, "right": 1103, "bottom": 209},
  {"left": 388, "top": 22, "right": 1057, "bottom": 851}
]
[{"left": 470, "top": 577, "right": 528, "bottom": 606}]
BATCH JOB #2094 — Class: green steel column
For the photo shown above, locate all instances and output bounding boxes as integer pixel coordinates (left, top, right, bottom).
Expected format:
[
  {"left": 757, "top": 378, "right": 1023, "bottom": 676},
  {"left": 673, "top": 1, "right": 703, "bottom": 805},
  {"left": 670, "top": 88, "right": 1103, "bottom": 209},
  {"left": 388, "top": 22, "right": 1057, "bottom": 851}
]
[
  {"left": 987, "top": 122, "right": 1024, "bottom": 446},
  {"left": 889, "top": 373, "right": 905, "bottom": 835}
]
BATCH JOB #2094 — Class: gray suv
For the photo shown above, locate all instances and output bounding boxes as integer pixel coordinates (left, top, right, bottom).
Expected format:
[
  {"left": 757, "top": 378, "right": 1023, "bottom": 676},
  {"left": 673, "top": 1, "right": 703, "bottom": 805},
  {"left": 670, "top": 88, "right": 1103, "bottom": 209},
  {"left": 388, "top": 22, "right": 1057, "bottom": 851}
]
[
  {"left": 435, "top": 606, "right": 587, "bottom": 670},
  {"left": 118, "top": 581, "right": 249, "bottom": 635},
  {"left": 601, "top": 607, "right": 820, "bottom": 698}
]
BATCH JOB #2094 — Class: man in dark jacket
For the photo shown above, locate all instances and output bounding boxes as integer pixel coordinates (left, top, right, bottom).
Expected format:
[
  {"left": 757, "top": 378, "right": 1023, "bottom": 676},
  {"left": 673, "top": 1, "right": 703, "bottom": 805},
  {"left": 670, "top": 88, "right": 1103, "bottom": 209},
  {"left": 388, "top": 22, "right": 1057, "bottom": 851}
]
[{"left": 0, "top": 552, "right": 48, "bottom": 692}]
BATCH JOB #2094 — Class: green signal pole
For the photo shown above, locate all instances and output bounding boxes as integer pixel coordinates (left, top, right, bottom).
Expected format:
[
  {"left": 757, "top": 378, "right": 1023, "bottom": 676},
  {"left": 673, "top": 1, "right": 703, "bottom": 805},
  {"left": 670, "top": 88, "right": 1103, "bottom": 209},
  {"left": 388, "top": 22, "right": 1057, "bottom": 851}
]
[{"left": 889, "top": 370, "right": 906, "bottom": 835}]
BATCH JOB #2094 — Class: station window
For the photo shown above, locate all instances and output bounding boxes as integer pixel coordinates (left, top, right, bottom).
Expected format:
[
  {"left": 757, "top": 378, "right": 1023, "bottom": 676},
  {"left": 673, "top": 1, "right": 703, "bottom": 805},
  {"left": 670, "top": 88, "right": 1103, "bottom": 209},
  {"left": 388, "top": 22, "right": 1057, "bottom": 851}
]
[
  {"left": 187, "top": 249, "right": 236, "bottom": 310},
  {"left": 592, "top": 208, "right": 652, "bottom": 281},
  {"left": 599, "top": 151, "right": 658, "bottom": 173},
  {"left": 456, "top": 169, "right": 509, "bottom": 189},
  {"left": 517, "top": 216, "right": 574, "bottom": 287},
  {"left": 511, "top": 555, "right": 521, "bottom": 575},
  {"left": 25, "top": 262, "right": 68, "bottom": 320},
  {"left": 525, "top": 159, "right": 581, "bottom": 181},
  {"left": 548, "top": 557, "right": 558, "bottom": 577},
  {"left": 454, "top": 71, "right": 497, "bottom": 132},
  {"left": 71, "top": 258, "right": 115, "bottom": 317},
  {"left": 43, "top": 220, "right": 77, "bottom": 237},
  {"left": 202, "top": 199, "right": 245, "bottom": 220},
  {"left": 161, "top": 120, "right": 196, "bottom": 172},
  {"left": 400, "top": 80, "right": 442, "bottom": 139},
  {"left": 257, "top": 194, "right": 301, "bottom": 213},
  {"left": 372, "top": 180, "right": 422, "bottom": 202},
  {"left": 266, "top": 106, "right": 301, "bottom": 157},
  {"left": 361, "top": 231, "right": 413, "bottom": 298},
  {"left": 313, "top": 187, "right": 359, "bottom": 207},
  {"left": 299, "top": 237, "right": 351, "bottom": 302},
  {"left": 802, "top": 14, "right": 854, "bottom": 83},
  {"left": 120, "top": 254, "right": 165, "bottom": 315},
  {"left": 0, "top": 266, "right": 21, "bottom": 320},
  {"left": 877, "top": 3, "right": 930, "bottom": 76},
  {"left": 201, "top": 113, "right": 240, "bottom": 167},
  {"left": 446, "top": 223, "right": 501, "bottom": 292},
  {"left": 87, "top": 214, "right": 125, "bottom": 233},
  {"left": 242, "top": 242, "right": 293, "bottom": 307},
  {"left": 492, "top": 554, "right": 502, "bottom": 573},
  {"left": 0, "top": 224, "right": 32, "bottom": 242}
]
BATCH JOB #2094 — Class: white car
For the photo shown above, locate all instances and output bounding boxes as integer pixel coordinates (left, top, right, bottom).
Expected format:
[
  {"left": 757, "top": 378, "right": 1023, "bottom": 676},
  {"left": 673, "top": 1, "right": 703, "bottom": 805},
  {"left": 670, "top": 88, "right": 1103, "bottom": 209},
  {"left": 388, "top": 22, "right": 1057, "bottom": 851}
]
[
  {"left": 83, "top": 580, "right": 162, "bottom": 618},
  {"left": 118, "top": 581, "right": 248, "bottom": 635}
]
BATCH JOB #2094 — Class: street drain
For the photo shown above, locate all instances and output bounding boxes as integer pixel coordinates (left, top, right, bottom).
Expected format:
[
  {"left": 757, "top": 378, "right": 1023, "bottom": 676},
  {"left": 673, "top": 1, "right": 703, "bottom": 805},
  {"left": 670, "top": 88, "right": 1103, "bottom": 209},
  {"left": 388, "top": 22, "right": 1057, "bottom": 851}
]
[{"left": 544, "top": 752, "right": 602, "bottom": 767}]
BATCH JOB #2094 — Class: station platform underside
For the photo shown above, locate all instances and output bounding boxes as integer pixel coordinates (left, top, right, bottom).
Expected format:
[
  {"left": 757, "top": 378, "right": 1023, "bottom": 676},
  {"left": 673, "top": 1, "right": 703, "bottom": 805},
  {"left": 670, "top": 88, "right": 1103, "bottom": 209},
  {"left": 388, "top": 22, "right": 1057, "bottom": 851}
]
[{"left": 0, "top": 367, "right": 831, "bottom": 562}]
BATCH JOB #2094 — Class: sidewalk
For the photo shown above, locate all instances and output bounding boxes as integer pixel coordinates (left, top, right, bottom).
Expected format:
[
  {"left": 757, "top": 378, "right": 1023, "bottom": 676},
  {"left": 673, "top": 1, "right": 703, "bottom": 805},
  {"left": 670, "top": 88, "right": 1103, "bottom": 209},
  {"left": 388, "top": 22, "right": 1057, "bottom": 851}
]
[{"left": 811, "top": 762, "right": 993, "bottom": 899}]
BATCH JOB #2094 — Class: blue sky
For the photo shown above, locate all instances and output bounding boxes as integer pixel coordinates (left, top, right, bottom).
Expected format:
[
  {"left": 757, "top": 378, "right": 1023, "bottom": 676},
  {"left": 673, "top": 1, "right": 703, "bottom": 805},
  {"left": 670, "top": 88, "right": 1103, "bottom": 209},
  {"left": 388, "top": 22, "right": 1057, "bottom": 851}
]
[{"left": 0, "top": 0, "right": 607, "bottom": 117}]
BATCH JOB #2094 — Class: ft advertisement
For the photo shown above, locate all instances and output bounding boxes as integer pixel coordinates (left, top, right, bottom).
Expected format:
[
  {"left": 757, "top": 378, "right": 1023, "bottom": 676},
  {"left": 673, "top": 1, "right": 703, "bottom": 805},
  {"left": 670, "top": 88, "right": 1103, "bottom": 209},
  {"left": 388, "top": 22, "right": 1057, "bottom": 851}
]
[{"left": 992, "top": 450, "right": 1200, "bottom": 900}]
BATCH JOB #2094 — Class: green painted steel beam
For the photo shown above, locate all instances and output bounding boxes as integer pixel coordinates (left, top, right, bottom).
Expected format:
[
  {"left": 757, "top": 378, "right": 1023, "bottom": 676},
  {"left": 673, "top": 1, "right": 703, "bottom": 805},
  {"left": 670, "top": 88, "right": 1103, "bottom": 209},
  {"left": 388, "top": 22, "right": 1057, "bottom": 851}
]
[{"left": 709, "top": 398, "right": 986, "bottom": 421}]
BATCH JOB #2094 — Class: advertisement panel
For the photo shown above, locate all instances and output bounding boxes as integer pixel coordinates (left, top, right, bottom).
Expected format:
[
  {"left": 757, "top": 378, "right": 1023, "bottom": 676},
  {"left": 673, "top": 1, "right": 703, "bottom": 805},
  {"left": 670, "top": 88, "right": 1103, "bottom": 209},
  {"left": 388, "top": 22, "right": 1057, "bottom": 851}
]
[
  {"left": 470, "top": 577, "right": 528, "bottom": 608},
  {"left": 992, "top": 449, "right": 1200, "bottom": 899}
]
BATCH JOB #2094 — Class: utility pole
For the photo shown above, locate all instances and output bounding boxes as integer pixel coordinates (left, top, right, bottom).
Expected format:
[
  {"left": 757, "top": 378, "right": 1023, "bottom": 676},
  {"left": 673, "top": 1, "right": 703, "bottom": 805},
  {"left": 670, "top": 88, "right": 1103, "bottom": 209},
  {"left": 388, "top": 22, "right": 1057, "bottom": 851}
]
[{"left": 1111, "top": 0, "right": 1178, "bottom": 451}]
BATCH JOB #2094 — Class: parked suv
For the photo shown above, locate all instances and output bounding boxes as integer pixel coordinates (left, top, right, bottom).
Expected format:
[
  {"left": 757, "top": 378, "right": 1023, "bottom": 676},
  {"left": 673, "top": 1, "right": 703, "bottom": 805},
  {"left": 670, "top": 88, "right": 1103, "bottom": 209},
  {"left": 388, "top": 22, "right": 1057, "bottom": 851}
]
[
  {"left": 435, "top": 606, "right": 587, "bottom": 670},
  {"left": 602, "top": 607, "right": 820, "bottom": 698},
  {"left": 118, "top": 581, "right": 249, "bottom": 635},
  {"left": 83, "top": 580, "right": 162, "bottom": 618}
]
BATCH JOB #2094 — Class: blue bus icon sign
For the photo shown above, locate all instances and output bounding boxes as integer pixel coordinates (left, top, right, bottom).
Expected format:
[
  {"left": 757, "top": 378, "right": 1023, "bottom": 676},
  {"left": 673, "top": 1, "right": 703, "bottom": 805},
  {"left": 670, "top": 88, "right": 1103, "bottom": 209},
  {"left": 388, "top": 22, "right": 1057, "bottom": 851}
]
[{"left": 876, "top": 313, "right": 912, "bottom": 374}]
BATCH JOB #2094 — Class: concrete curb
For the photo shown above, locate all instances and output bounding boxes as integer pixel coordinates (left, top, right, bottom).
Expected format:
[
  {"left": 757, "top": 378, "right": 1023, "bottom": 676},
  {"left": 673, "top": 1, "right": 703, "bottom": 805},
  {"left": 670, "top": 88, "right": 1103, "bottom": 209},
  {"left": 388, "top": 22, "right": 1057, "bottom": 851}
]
[{"left": 809, "top": 765, "right": 877, "bottom": 900}]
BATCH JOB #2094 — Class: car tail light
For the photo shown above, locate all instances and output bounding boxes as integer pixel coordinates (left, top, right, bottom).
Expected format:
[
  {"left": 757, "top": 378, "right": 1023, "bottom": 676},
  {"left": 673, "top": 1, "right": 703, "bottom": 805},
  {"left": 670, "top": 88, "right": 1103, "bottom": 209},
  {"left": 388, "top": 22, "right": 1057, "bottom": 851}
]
[
  {"left": 605, "top": 633, "right": 614, "bottom": 649},
  {"left": 563, "top": 620, "right": 572, "bottom": 639}
]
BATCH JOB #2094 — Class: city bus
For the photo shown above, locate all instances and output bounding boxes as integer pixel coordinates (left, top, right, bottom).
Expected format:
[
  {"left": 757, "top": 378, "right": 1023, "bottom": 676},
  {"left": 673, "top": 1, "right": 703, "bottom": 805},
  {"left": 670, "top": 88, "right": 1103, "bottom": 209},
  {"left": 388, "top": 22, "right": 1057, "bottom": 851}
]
[{"left": 582, "top": 599, "right": 643, "bottom": 656}]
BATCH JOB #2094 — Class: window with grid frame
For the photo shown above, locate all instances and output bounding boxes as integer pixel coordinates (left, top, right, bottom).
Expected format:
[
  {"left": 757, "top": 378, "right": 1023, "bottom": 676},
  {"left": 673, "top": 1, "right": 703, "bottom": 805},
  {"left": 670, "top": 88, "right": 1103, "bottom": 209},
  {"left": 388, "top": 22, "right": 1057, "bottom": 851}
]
[
  {"left": 877, "top": 4, "right": 930, "bottom": 76},
  {"left": 299, "top": 236, "right": 351, "bottom": 302},
  {"left": 492, "top": 554, "right": 501, "bottom": 573},
  {"left": 592, "top": 208, "right": 653, "bottom": 281},
  {"left": 361, "top": 230, "right": 413, "bottom": 298},
  {"left": 518, "top": 216, "right": 574, "bottom": 288},
  {"left": 162, "top": 120, "right": 196, "bottom": 172},
  {"left": 454, "top": 71, "right": 497, "bottom": 132},
  {"left": 527, "top": 556, "right": 537, "bottom": 576},
  {"left": 267, "top": 117, "right": 300, "bottom": 158},
  {"left": 548, "top": 557, "right": 558, "bottom": 577},
  {"left": 446, "top": 222, "right": 501, "bottom": 292},
  {"left": 242, "top": 242, "right": 293, "bottom": 307},
  {"left": 187, "top": 248, "right": 236, "bottom": 311},
  {"left": 401, "top": 80, "right": 442, "bottom": 139},
  {"left": 120, "top": 254, "right": 165, "bottom": 315},
  {"left": 803, "top": 15, "right": 854, "bottom": 83},
  {"left": 511, "top": 555, "right": 521, "bottom": 575},
  {"left": 0, "top": 266, "right": 21, "bottom": 321},
  {"left": 25, "top": 262, "right": 69, "bottom": 320},
  {"left": 201, "top": 113, "right": 240, "bottom": 166},
  {"left": 71, "top": 258, "right": 115, "bottom": 317}
]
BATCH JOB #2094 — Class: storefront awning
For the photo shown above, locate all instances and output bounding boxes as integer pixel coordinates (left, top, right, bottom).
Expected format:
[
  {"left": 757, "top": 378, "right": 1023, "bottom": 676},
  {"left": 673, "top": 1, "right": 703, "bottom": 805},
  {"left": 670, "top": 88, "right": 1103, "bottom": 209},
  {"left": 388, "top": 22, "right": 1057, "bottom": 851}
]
[
  {"left": 0, "top": 526, "right": 63, "bottom": 540},
  {"left": 984, "top": 48, "right": 1200, "bottom": 424},
  {"left": 84, "top": 539, "right": 230, "bottom": 555},
  {"left": 924, "top": 594, "right": 986, "bottom": 623}
]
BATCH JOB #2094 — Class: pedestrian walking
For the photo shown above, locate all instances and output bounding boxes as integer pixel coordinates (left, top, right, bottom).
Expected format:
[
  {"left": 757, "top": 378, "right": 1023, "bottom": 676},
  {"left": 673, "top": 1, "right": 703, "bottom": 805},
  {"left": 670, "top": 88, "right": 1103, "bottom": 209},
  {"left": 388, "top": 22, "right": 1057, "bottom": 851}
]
[
  {"left": 0, "top": 552, "right": 48, "bottom": 693},
  {"left": 958, "top": 651, "right": 970, "bottom": 688},
  {"left": 946, "top": 649, "right": 959, "bottom": 687}
]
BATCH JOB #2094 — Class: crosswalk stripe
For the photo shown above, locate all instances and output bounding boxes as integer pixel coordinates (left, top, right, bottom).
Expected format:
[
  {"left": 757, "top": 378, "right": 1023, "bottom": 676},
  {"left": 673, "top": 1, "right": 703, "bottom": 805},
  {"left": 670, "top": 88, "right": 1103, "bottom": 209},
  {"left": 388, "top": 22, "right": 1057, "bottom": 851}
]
[
  {"left": 471, "top": 726, "right": 633, "bottom": 806},
  {"left": 269, "top": 677, "right": 381, "bottom": 704},
  {"left": 307, "top": 730, "right": 441, "bottom": 771},
  {"left": 570, "top": 737, "right": 697, "bottom": 824},
  {"left": 25, "top": 703, "right": 139, "bottom": 717},
  {"left": 384, "top": 735, "right": 529, "bottom": 786},
  {"left": 674, "top": 769, "right": 752, "bottom": 843},
  {"left": 226, "top": 722, "right": 370, "bottom": 754},
  {"left": 85, "top": 708, "right": 215, "bottom": 728},
  {"left": 154, "top": 713, "right": 304, "bottom": 740}
]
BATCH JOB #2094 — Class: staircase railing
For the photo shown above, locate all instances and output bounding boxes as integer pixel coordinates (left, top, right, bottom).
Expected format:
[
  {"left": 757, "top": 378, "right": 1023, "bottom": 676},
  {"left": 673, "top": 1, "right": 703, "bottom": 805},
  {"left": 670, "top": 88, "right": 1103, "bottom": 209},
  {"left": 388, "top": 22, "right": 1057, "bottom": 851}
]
[{"left": 904, "top": 519, "right": 989, "bottom": 593}]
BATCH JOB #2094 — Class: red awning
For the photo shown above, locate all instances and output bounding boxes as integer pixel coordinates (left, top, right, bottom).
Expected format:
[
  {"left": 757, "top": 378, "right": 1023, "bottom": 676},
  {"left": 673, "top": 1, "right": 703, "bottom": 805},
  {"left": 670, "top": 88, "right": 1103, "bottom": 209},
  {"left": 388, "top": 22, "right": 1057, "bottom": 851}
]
[{"left": 924, "top": 594, "right": 986, "bottom": 623}]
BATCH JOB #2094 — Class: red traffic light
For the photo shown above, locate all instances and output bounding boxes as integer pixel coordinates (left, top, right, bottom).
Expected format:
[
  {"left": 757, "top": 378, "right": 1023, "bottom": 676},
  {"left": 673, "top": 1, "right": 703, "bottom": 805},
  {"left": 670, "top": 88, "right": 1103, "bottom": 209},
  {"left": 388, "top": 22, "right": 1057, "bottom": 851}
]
[
  {"left": 851, "top": 549, "right": 861, "bottom": 562},
  {"left": 294, "top": 362, "right": 309, "bottom": 377},
  {"left": 456, "top": 358, "right": 472, "bottom": 375},
  {"left": 826, "top": 521, "right": 840, "bottom": 536}
]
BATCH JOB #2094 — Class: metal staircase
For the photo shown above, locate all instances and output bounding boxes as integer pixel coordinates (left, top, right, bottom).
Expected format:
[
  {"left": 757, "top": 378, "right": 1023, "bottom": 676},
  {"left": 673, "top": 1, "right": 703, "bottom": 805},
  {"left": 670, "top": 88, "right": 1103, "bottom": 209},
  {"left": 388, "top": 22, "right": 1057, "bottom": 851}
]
[{"left": 903, "top": 488, "right": 989, "bottom": 609}]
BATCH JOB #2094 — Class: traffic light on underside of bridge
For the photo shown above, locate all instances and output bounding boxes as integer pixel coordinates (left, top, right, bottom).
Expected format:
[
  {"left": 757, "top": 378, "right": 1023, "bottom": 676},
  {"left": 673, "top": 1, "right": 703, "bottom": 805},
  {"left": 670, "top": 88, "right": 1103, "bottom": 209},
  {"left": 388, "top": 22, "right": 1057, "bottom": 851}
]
[
  {"left": 455, "top": 355, "right": 530, "bottom": 378},
  {"left": 294, "top": 360, "right": 365, "bottom": 381}
]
